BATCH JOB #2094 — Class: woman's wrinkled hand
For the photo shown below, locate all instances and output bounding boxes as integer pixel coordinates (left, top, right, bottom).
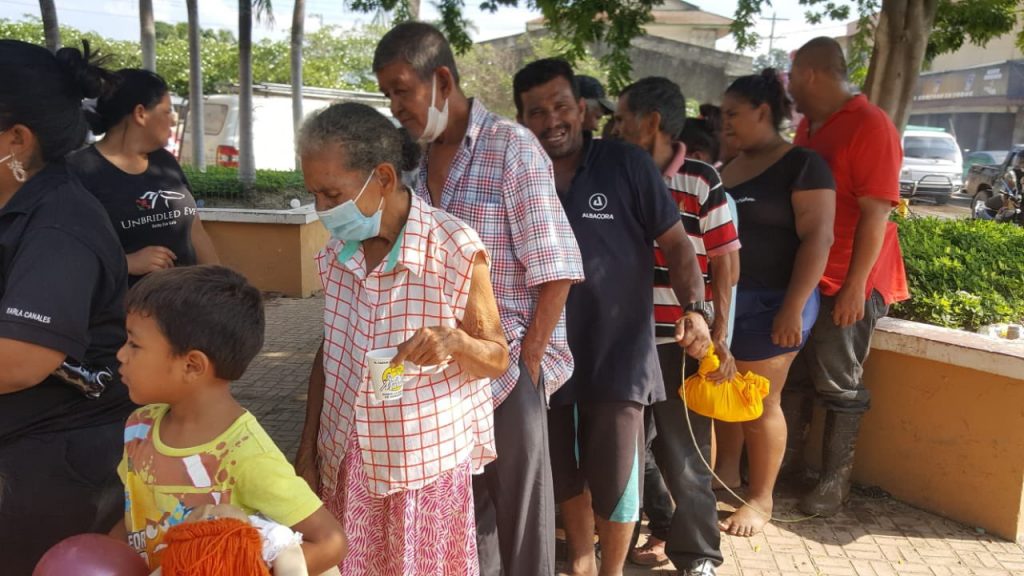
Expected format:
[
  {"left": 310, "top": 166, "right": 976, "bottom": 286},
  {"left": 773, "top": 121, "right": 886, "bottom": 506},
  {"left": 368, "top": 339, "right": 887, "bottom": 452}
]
[{"left": 392, "top": 326, "right": 461, "bottom": 368}]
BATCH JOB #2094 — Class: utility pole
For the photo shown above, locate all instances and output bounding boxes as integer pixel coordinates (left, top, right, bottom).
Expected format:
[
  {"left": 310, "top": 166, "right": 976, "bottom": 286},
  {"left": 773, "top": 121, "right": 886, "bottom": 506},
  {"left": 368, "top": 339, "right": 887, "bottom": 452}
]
[{"left": 763, "top": 12, "right": 790, "bottom": 53}]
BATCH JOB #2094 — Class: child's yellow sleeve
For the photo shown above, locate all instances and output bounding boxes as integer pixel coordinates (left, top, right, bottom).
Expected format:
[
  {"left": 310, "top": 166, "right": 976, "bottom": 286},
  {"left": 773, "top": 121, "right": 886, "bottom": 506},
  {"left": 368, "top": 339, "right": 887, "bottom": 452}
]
[{"left": 235, "top": 453, "right": 323, "bottom": 528}]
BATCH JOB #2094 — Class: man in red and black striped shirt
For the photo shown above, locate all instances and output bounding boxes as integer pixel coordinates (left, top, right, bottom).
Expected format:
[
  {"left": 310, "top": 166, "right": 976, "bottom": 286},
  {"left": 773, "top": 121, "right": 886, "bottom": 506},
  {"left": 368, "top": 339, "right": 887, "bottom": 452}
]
[{"left": 615, "top": 77, "right": 740, "bottom": 576}]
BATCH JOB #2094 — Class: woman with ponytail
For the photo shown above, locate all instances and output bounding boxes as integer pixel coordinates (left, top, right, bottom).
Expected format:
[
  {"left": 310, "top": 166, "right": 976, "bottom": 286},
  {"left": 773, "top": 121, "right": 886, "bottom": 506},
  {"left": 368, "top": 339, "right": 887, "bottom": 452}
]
[
  {"left": 714, "top": 69, "right": 836, "bottom": 537},
  {"left": 68, "top": 69, "right": 218, "bottom": 286},
  {"left": 0, "top": 40, "right": 136, "bottom": 574}
]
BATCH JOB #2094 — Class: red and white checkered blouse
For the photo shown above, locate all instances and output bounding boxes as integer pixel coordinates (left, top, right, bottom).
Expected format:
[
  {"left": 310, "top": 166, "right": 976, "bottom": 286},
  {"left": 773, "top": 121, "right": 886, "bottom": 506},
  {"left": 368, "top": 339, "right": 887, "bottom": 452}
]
[{"left": 315, "top": 195, "right": 496, "bottom": 498}]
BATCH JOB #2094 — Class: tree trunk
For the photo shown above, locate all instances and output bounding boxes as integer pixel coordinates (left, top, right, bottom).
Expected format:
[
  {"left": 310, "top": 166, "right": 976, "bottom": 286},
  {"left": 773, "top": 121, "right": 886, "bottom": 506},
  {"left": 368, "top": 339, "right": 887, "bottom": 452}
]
[
  {"left": 291, "top": 0, "right": 305, "bottom": 171},
  {"left": 38, "top": 0, "right": 60, "bottom": 52},
  {"left": 862, "top": 0, "right": 939, "bottom": 132},
  {"left": 239, "top": 0, "right": 256, "bottom": 187},
  {"left": 139, "top": 0, "right": 156, "bottom": 71},
  {"left": 408, "top": 0, "right": 420, "bottom": 20},
  {"left": 186, "top": 0, "right": 206, "bottom": 171}
]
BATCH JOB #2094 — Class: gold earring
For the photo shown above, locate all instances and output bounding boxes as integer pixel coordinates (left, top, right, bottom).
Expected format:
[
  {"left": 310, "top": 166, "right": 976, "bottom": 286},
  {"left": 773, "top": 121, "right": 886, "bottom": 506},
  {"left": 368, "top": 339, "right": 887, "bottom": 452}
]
[{"left": 8, "top": 155, "right": 26, "bottom": 183}]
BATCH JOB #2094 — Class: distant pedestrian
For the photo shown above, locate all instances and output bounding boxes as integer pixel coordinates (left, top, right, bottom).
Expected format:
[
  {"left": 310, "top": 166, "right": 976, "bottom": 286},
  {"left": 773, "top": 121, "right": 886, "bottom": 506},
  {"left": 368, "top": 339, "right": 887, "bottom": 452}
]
[{"left": 577, "top": 75, "right": 616, "bottom": 133}]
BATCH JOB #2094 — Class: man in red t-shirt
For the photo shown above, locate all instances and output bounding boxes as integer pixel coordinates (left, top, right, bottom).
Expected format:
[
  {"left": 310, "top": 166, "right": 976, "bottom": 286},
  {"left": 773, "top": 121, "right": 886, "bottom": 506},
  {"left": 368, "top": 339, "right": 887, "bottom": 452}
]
[{"left": 787, "top": 37, "right": 909, "bottom": 517}]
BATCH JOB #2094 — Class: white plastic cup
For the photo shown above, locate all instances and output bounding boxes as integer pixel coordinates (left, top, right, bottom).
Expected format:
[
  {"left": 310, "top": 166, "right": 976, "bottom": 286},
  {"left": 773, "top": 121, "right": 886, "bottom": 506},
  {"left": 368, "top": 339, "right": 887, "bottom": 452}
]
[{"left": 367, "top": 348, "right": 406, "bottom": 402}]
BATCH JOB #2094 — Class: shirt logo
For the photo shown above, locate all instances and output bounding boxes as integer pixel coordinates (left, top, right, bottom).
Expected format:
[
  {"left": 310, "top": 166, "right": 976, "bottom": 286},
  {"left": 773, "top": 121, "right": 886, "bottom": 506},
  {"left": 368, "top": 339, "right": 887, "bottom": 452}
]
[
  {"left": 588, "top": 193, "right": 608, "bottom": 212},
  {"left": 136, "top": 190, "right": 186, "bottom": 211}
]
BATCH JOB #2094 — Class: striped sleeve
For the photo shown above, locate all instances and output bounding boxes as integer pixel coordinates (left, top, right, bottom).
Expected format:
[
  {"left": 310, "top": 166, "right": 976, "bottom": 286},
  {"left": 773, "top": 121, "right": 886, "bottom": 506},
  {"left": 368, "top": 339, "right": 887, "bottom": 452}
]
[{"left": 692, "top": 161, "right": 740, "bottom": 258}]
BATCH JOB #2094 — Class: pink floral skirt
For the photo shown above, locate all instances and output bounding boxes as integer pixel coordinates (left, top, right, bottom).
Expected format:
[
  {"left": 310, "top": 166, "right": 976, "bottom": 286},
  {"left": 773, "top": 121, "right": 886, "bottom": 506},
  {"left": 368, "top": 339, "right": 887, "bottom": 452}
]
[{"left": 324, "top": 435, "right": 479, "bottom": 575}]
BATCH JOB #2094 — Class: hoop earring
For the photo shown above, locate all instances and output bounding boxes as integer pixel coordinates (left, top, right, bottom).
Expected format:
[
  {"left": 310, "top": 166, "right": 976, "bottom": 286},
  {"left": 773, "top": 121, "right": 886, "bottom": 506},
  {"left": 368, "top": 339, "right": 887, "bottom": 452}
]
[{"left": 8, "top": 155, "right": 26, "bottom": 183}]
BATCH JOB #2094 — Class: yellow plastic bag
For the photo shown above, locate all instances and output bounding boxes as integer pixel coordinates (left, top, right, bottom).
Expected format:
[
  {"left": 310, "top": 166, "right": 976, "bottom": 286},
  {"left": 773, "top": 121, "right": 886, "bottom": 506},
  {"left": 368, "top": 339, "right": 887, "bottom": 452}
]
[{"left": 678, "top": 344, "right": 770, "bottom": 423}]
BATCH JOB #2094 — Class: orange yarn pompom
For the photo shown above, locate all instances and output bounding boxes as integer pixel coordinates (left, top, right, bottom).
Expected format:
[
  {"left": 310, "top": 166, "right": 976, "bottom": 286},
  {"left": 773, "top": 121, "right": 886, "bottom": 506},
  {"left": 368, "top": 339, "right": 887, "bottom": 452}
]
[{"left": 161, "top": 518, "right": 270, "bottom": 576}]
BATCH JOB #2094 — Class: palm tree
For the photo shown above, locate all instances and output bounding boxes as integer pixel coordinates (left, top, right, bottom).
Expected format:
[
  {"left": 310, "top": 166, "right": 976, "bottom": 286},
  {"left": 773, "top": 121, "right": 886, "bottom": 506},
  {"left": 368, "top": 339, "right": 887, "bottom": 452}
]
[
  {"left": 139, "top": 0, "right": 156, "bottom": 71},
  {"left": 38, "top": 0, "right": 60, "bottom": 52},
  {"left": 290, "top": 0, "right": 304, "bottom": 171},
  {"left": 186, "top": 0, "right": 205, "bottom": 171},
  {"left": 239, "top": 0, "right": 274, "bottom": 188}
]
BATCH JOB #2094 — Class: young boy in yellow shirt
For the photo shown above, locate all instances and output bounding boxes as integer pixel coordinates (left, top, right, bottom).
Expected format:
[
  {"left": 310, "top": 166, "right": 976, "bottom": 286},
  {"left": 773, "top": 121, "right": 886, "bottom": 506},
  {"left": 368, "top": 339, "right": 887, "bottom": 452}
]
[{"left": 109, "top": 265, "right": 345, "bottom": 574}]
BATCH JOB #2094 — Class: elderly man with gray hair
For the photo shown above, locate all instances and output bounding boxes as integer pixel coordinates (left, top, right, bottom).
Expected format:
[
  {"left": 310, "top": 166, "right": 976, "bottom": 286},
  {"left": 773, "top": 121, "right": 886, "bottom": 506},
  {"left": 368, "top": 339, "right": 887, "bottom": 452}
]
[{"left": 372, "top": 22, "right": 585, "bottom": 576}]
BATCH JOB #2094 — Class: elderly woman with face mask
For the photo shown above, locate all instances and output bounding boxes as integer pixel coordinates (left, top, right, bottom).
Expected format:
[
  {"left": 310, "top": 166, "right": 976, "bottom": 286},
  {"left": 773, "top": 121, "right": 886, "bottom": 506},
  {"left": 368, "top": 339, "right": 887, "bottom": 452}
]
[{"left": 293, "top": 102, "right": 508, "bottom": 575}]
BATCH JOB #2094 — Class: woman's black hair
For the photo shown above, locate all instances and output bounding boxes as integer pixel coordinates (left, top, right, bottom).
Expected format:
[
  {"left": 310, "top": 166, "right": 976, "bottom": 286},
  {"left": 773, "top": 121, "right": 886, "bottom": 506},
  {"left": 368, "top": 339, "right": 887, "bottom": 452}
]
[
  {"left": 87, "top": 68, "right": 169, "bottom": 135},
  {"left": 725, "top": 68, "right": 793, "bottom": 132},
  {"left": 679, "top": 118, "right": 719, "bottom": 163},
  {"left": 0, "top": 39, "right": 113, "bottom": 162}
]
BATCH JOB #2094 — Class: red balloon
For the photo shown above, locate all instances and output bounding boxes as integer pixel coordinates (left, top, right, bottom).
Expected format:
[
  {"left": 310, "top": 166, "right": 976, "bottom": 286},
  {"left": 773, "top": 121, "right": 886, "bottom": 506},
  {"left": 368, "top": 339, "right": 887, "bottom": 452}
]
[{"left": 34, "top": 533, "right": 149, "bottom": 576}]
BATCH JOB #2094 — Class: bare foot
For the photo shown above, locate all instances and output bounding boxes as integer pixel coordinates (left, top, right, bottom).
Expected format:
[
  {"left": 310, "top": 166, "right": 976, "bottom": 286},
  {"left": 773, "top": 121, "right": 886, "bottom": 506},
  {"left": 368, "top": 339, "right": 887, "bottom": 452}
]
[{"left": 718, "top": 497, "right": 772, "bottom": 537}]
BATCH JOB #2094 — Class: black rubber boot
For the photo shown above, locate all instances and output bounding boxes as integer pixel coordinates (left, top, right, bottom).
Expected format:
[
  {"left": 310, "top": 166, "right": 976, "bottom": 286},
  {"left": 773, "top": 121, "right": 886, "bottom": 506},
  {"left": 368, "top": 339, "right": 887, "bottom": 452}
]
[{"left": 798, "top": 411, "right": 863, "bottom": 517}]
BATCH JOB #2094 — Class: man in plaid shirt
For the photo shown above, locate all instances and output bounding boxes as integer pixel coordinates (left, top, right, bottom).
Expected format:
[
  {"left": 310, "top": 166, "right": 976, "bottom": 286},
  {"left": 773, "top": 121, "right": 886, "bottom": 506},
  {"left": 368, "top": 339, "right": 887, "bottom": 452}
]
[{"left": 374, "top": 23, "right": 584, "bottom": 576}]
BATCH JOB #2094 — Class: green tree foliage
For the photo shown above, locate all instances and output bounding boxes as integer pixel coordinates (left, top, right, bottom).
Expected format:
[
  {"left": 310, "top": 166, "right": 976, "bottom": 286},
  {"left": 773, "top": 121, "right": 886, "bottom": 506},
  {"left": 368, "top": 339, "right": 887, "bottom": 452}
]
[
  {"left": 732, "top": 0, "right": 1024, "bottom": 79},
  {"left": 752, "top": 48, "right": 791, "bottom": 73},
  {"left": 349, "top": 0, "right": 655, "bottom": 90},
  {"left": 457, "top": 33, "right": 608, "bottom": 118},
  {"left": 0, "top": 17, "right": 386, "bottom": 96},
  {"left": 0, "top": 16, "right": 140, "bottom": 70}
]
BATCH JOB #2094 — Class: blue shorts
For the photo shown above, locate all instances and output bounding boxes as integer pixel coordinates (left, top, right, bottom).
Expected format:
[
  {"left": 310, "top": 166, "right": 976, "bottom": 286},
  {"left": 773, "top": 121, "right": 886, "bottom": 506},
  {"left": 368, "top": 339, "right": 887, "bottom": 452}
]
[{"left": 731, "top": 288, "right": 820, "bottom": 362}]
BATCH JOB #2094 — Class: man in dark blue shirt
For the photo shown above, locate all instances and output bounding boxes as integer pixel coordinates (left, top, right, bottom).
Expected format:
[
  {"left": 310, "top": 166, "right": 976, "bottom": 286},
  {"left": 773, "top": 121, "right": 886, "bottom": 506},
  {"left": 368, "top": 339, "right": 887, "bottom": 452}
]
[{"left": 513, "top": 58, "right": 711, "bottom": 576}]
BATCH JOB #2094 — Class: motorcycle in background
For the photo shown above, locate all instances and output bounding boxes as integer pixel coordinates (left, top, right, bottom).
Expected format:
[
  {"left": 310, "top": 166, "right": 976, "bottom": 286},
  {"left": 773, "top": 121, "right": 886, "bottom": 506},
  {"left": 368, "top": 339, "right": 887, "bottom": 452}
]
[{"left": 973, "top": 168, "right": 1024, "bottom": 225}]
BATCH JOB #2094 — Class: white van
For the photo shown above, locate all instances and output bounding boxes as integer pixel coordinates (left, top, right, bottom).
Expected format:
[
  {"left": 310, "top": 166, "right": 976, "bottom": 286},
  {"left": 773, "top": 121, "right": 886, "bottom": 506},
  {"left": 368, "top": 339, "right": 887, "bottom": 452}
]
[
  {"left": 899, "top": 126, "right": 964, "bottom": 204},
  {"left": 180, "top": 84, "right": 393, "bottom": 172}
]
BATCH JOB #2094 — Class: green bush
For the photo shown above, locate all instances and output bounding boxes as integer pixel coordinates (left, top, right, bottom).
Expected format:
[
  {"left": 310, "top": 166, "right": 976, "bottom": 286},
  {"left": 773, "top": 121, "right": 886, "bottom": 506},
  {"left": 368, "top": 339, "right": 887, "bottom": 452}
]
[
  {"left": 892, "top": 216, "right": 1024, "bottom": 331},
  {"left": 183, "top": 166, "right": 306, "bottom": 201}
]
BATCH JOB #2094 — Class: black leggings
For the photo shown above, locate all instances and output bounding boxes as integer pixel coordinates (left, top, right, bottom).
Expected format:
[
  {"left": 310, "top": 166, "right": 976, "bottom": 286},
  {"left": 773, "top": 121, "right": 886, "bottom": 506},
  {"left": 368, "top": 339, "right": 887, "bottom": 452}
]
[{"left": 0, "top": 421, "right": 124, "bottom": 575}]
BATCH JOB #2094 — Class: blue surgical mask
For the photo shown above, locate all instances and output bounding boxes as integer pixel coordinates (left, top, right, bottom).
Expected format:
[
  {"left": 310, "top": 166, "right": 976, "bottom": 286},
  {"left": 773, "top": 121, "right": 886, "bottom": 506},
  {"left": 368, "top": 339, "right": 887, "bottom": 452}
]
[{"left": 317, "top": 171, "right": 383, "bottom": 242}]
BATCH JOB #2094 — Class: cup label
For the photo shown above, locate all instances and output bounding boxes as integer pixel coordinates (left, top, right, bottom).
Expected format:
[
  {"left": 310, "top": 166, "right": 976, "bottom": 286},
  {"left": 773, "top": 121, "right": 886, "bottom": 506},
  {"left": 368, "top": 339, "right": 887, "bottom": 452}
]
[{"left": 379, "top": 365, "right": 405, "bottom": 399}]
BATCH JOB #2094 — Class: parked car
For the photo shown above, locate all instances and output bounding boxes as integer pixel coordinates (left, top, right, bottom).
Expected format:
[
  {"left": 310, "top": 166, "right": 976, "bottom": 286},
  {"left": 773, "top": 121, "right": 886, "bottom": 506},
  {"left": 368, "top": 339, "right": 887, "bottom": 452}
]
[
  {"left": 965, "top": 145, "right": 1024, "bottom": 206},
  {"left": 179, "top": 83, "right": 393, "bottom": 172},
  {"left": 963, "top": 150, "right": 1008, "bottom": 180},
  {"left": 899, "top": 126, "right": 964, "bottom": 205}
]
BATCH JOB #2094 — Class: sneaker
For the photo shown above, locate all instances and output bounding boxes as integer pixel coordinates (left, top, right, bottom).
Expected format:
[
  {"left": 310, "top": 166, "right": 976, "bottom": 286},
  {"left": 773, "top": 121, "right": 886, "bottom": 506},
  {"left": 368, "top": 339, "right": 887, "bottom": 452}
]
[
  {"left": 629, "top": 537, "right": 669, "bottom": 567},
  {"left": 681, "top": 559, "right": 717, "bottom": 576}
]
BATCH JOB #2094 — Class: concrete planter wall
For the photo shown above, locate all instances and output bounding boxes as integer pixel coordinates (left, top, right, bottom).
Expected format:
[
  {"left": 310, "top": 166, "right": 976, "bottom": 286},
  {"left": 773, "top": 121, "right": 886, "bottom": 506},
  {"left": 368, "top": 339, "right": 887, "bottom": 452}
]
[
  {"left": 199, "top": 206, "right": 328, "bottom": 298},
  {"left": 821, "top": 317, "right": 1024, "bottom": 543}
]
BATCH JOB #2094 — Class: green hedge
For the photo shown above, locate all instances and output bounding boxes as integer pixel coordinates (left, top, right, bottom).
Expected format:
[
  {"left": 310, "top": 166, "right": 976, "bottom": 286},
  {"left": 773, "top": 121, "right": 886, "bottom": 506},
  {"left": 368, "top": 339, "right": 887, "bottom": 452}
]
[
  {"left": 892, "top": 216, "right": 1024, "bottom": 331},
  {"left": 183, "top": 166, "right": 306, "bottom": 200}
]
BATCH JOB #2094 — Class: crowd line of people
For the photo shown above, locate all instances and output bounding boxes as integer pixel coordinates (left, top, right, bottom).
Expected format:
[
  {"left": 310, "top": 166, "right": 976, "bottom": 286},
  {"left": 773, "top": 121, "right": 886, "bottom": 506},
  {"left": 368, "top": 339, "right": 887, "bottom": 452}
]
[{"left": 0, "top": 22, "right": 907, "bottom": 576}]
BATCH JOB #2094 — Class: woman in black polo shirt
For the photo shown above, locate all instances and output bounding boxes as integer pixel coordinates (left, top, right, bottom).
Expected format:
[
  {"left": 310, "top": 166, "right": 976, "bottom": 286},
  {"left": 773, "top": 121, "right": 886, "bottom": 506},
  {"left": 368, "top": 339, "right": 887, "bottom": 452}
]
[
  {"left": 0, "top": 40, "right": 135, "bottom": 574},
  {"left": 715, "top": 69, "right": 836, "bottom": 538},
  {"left": 68, "top": 69, "right": 218, "bottom": 285}
]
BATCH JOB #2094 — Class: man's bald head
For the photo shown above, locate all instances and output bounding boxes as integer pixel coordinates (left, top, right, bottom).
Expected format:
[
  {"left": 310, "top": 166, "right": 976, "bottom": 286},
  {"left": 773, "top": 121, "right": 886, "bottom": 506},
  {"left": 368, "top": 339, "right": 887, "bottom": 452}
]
[{"left": 794, "top": 37, "right": 848, "bottom": 80}]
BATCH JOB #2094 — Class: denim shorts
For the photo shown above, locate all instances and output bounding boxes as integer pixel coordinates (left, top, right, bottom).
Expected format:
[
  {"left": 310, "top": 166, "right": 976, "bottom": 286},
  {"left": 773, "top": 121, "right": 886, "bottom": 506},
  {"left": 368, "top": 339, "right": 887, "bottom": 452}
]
[{"left": 731, "top": 288, "right": 821, "bottom": 361}]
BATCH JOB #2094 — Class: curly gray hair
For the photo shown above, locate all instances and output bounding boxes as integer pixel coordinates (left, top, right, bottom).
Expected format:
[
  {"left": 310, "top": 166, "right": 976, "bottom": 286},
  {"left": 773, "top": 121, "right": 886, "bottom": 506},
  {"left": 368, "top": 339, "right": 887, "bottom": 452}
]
[{"left": 297, "top": 102, "right": 418, "bottom": 173}]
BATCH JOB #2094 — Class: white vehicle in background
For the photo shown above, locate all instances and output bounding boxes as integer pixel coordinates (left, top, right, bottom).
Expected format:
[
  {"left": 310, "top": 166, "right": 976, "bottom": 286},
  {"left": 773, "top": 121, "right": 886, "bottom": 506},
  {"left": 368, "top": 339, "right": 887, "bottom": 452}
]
[
  {"left": 179, "top": 83, "right": 392, "bottom": 172},
  {"left": 899, "top": 126, "right": 964, "bottom": 205}
]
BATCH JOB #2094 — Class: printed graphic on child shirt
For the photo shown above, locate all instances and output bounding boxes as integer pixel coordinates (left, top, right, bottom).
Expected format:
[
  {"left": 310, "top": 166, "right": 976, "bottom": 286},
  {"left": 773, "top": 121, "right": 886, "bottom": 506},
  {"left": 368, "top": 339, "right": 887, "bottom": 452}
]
[{"left": 118, "top": 404, "right": 322, "bottom": 570}]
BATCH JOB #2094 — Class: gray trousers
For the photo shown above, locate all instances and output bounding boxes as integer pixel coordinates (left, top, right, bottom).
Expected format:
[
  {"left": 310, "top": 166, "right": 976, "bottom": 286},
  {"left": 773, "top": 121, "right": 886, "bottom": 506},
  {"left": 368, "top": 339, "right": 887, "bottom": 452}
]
[
  {"left": 644, "top": 344, "right": 723, "bottom": 569},
  {"left": 791, "top": 290, "right": 889, "bottom": 413},
  {"left": 474, "top": 358, "right": 554, "bottom": 576}
]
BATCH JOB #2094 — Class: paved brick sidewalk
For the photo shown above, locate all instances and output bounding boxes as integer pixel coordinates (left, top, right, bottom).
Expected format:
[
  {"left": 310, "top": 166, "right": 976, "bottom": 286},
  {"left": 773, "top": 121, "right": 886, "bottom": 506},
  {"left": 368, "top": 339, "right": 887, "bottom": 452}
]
[{"left": 243, "top": 296, "right": 1024, "bottom": 576}]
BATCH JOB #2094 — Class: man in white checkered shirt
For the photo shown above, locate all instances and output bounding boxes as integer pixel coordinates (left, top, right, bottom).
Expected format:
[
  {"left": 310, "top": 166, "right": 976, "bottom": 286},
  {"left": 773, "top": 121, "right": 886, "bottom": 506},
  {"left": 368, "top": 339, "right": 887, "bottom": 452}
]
[{"left": 374, "top": 22, "right": 585, "bottom": 576}]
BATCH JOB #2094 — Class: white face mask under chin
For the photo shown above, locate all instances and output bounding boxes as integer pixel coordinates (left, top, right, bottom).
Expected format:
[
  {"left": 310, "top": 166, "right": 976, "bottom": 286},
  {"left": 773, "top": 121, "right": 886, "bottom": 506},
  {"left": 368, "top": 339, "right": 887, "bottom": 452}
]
[{"left": 418, "top": 74, "right": 450, "bottom": 144}]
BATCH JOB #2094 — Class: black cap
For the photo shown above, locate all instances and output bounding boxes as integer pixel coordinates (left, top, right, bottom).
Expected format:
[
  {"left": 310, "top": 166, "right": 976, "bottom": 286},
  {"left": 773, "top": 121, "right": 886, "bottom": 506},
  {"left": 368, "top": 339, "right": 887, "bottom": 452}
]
[{"left": 577, "top": 75, "right": 616, "bottom": 114}]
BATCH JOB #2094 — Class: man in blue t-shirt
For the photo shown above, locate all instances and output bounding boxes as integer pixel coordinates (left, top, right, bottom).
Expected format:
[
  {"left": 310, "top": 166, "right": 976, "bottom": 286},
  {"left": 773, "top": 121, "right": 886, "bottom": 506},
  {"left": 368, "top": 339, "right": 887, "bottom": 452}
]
[{"left": 513, "top": 58, "right": 712, "bottom": 576}]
